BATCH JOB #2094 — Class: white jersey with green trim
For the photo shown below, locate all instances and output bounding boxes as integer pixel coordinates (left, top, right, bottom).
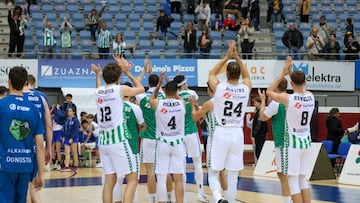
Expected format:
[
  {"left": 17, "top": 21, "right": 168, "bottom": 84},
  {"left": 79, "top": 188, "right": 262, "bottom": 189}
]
[
  {"left": 213, "top": 82, "right": 250, "bottom": 128},
  {"left": 95, "top": 84, "right": 129, "bottom": 145},
  {"left": 285, "top": 92, "right": 315, "bottom": 149},
  {"left": 155, "top": 99, "right": 185, "bottom": 145}
]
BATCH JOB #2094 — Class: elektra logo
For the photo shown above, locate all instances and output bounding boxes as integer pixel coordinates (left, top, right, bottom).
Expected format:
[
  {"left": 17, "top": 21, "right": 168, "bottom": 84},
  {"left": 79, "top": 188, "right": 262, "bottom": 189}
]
[
  {"left": 41, "top": 65, "right": 52, "bottom": 76},
  {"left": 292, "top": 63, "right": 308, "bottom": 74}
]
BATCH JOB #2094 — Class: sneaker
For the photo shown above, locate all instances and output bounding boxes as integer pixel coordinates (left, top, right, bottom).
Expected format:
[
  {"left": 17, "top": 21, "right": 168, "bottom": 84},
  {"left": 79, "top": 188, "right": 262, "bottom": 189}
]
[
  {"left": 218, "top": 199, "right": 228, "bottom": 203},
  {"left": 197, "top": 193, "right": 209, "bottom": 202},
  {"left": 72, "top": 167, "right": 79, "bottom": 173},
  {"left": 56, "top": 164, "right": 61, "bottom": 171},
  {"left": 60, "top": 167, "right": 71, "bottom": 172},
  {"left": 95, "top": 162, "right": 103, "bottom": 168},
  {"left": 51, "top": 163, "right": 58, "bottom": 170}
]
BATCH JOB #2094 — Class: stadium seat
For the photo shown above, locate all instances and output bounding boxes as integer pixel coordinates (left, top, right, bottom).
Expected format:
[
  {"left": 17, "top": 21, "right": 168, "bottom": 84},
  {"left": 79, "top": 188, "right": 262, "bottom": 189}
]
[
  {"left": 42, "top": 4, "right": 53, "bottom": 13},
  {"left": 274, "top": 31, "right": 283, "bottom": 41},
  {"left": 326, "top": 15, "right": 337, "bottom": 24},
  {"left": 129, "top": 23, "right": 141, "bottom": 32},
  {"left": 55, "top": 5, "right": 66, "bottom": 13},
  {"left": 334, "top": 0, "right": 344, "bottom": 7},
  {"left": 328, "top": 142, "right": 352, "bottom": 175},
  {"left": 143, "top": 21, "right": 155, "bottom": 32},
  {"left": 83, "top": 5, "right": 94, "bottom": 13},
  {"left": 347, "top": 6, "right": 358, "bottom": 15},
  {"left": 153, "top": 40, "right": 166, "bottom": 50},
  {"left": 31, "top": 13, "right": 43, "bottom": 22},
  {"left": 139, "top": 40, "right": 152, "bottom": 51},
  {"left": 273, "top": 22, "right": 284, "bottom": 32},
  {"left": 109, "top": 6, "right": 120, "bottom": 14},
  {"left": 321, "top": 140, "right": 333, "bottom": 154},
  {"left": 116, "top": 21, "right": 128, "bottom": 32},
  {"left": 68, "top": 5, "right": 79, "bottom": 13},
  {"left": 123, "top": 31, "right": 136, "bottom": 41},
  {"left": 134, "top": 6, "right": 144, "bottom": 14},
  {"left": 223, "top": 30, "right": 236, "bottom": 40},
  {"left": 121, "top": 5, "right": 133, "bottom": 14},
  {"left": 321, "top": 6, "right": 333, "bottom": 15},
  {"left": 146, "top": 5, "right": 158, "bottom": 13}
]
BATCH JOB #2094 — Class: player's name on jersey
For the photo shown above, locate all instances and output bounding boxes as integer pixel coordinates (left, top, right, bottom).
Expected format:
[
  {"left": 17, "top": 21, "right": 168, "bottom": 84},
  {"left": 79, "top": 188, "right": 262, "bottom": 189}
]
[
  {"left": 225, "top": 87, "right": 246, "bottom": 93},
  {"left": 163, "top": 101, "right": 181, "bottom": 107},
  {"left": 293, "top": 95, "right": 313, "bottom": 101},
  {"left": 98, "top": 89, "right": 114, "bottom": 94}
]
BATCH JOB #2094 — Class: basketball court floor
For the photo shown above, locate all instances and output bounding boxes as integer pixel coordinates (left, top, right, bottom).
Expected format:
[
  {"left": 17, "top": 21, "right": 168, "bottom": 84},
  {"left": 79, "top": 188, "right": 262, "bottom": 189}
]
[{"left": 39, "top": 165, "right": 359, "bottom": 203}]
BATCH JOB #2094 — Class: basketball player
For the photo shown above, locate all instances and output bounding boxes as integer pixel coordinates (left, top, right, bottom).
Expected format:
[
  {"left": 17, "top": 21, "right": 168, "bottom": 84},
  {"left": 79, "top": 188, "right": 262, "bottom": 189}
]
[
  {"left": 92, "top": 54, "right": 145, "bottom": 203},
  {"left": 174, "top": 75, "right": 209, "bottom": 202},
  {"left": 258, "top": 79, "right": 292, "bottom": 203},
  {"left": 207, "top": 40, "right": 251, "bottom": 203},
  {"left": 266, "top": 56, "right": 315, "bottom": 203},
  {"left": 149, "top": 75, "right": 186, "bottom": 203}
]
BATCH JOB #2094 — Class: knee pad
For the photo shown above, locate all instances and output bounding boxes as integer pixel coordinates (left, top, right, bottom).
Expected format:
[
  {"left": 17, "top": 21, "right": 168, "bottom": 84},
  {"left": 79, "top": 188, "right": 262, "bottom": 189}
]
[
  {"left": 287, "top": 175, "right": 300, "bottom": 195},
  {"left": 299, "top": 175, "right": 309, "bottom": 190}
]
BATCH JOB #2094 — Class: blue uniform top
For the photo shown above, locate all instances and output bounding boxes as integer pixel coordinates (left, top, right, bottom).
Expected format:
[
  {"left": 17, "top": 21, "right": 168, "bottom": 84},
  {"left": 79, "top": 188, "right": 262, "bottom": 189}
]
[
  {"left": 63, "top": 116, "right": 80, "bottom": 140},
  {"left": 24, "top": 90, "right": 45, "bottom": 121},
  {"left": 0, "top": 95, "right": 44, "bottom": 173}
]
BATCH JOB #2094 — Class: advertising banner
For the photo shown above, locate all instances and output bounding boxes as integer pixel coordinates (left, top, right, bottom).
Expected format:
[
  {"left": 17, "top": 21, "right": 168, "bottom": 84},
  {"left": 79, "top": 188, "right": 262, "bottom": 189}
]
[
  {"left": 0, "top": 59, "right": 38, "bottom": 87},
  {"left": 355, "top": 60, "right": 360, "bottom": 89},
  {"left": 38, "top": 59, "right": 198, "bottom": 88},
  {"left": 339, "top": 144, "right": 360, "bottom": 186}
]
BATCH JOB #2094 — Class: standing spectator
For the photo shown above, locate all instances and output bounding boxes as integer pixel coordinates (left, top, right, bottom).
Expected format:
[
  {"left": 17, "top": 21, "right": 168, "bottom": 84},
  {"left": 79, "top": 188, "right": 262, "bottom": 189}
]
[
  {"left": 314, "top": 15, "right": 335, "bottom": 45},
  {"left": 170, "top": 0, "right": 182, "bottom": 14},
  {"left": 60, "top": 93, "right": 77, "bottom": 118},
  {"left": 85, "top": 7, "right": 105, "bottom": 41},
  {"left": 326, "top": 108, "right": 345, "bottom": 154},
  {"left": 194, "top": 0, "right": 211, "bottom": 31},
  {"left": 282, "top": 22, "right": 304, "bottom": 60},
  {"left": 250, "top": 97, "right": 268, "bottom": 160},
  {"left": 97, "top": 22, "right": 111, "bottom": 60},
  {"left": 240, "top": 0, "right": 250, "bottom": 19},
  {"left": 249, "top": 0, "right": 260, "bottom": 32},
  {"left": 112, "top": 33, "right": 134, "bottom": 58},
  {"left": 324, "top": 33, "right": 340, "bottom": 60},
  {"left": 60, "top": 17, "right": 73, "bottom": 59},
  {"left": 181, "top": 21, "right": 197, "bottom": 58},
  {"left": 211, "top": 0, "right": 223, "bottom": 14},
  {"left": 306, "top": 28, "right": 324, "bottom": 60},
  {"left": 223, "top": 13, "right": 239, "bottom": 31},
  {"left": 269, "top": 0, "right": 287, "bottom": 24},
  {"left": 211, "top": 14, "right": 223, "bottom": 31},
  {"left": 223, "top": 0, "right": 242, "bottom": 25},
  {"left": 343, "top": 34, "right": 360, "bottom": 61},
  {"left": 42, "top": 17, "right": 56, "bottom": 59},
  {"left": 18, "top": 12, "right": 26, "bottom": 57},
  {"left": 198, "top": 29, "right": 213, "bottom": 59},
  {"left": 7, "top": 5, "right": 21, "bottom": 57},
  {"left": 156, "top": 9, "right": 177, "bottom": 40},
  {"left": 237, "top": 18, "right": 255, "bottom": 59},
  {"left": 344, "top": 18, "right": 354, "bottom": 45},
  {"left": 298, "top": 0, "right": 310, "bottom": 23}
]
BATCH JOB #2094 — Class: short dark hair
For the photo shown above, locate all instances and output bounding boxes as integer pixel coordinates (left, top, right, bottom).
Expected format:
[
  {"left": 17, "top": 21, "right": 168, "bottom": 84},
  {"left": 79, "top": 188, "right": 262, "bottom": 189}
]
[
  {"left": 66, "top": 93, "right": 73, "bottom": 98},
  {"left": 278, "top": 78, "right": 288, "bottom": 92},
  {"left": 80, "top": 111, "right": 88, "bottom": 117},
  {"left": 290, "top": 71, "right": 306, "bottom": 85},
  {"left": 173, "top": 75, "right": 185, "bottom": 89},
  {"left": 103, "top": 62, "right": 121, "bottom": 84},
  {"left": 9, "top": 66, "right": 27, "bottom": 91},
  {"left": 0, "top": 86, "right": 9, "bottom": 97},
  {"left": 165, "top": 81, "right": 178, "bottom": 96},
  {"left": 226, "top": 62, "right": 241, "bottom": 81},
  {"left": 81, "top": 119, "right": 89, "bottom": 125},
  {"left": 148, "top": 74, "right": 159, "bottom": 87}
]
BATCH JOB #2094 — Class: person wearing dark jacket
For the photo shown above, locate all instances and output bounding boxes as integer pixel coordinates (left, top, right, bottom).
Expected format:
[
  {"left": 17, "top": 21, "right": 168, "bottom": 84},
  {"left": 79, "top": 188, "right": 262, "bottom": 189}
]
[
  {"left": 251, "top": 97, "right": 268, "bottom": 160},
  {"left": 197, "top": 29, "right": 212, "bottom": 59},
  {"left": 61, "top": 93, "right": 77, "bottom": 118},
  {"left": 282, "top": 22, "right": 304, "bottom": 60},
  {"left": 343, "top": 34, "right": 360, "bottom": 61},
  {"left": 7, "top": 6, "right": 21, "bottom": 57},
  {"left": 181, "top": 21, "right": 197, "bottom": 58},
  {"left": 156, "top": 9, "right": 177, "bottom": 40},
  {"left": 326, "top": 108, "right": 345, "bottom": 154}
]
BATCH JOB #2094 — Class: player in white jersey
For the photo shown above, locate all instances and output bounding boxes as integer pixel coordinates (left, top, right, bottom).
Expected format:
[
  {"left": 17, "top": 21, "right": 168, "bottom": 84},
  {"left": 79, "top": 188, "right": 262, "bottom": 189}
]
[
  {"left": 258, "top": 80, "right": 292, "bottom": 203},
  {"left": 92, "top": 54, "right": 145, "bottom": 203},
  {"left": 266, "top": 56, "right": 315, "bottom": 203},
  {"left": 207, "top": 40, "right": 251, "bottom": 203},
  {"left": 150, "top": 75, "right": 186, "bottom": 203}
]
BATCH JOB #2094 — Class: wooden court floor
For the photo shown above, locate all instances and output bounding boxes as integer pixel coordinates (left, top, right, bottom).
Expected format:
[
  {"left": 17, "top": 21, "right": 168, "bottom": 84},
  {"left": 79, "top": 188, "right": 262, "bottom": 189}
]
[{"left": 38, "top": 164, "right": 360, "bottom": 203}]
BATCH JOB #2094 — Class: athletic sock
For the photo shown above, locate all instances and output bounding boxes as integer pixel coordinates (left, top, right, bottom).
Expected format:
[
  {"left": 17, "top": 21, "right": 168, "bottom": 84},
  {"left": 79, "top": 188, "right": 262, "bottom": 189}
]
[
  {"left": 283, "top": 196, "right": 292, "bottom": 203},
  {"left": 208, "top": 169, "right": 222, "bottom": 202},
  {"left": 167, "top": 192, "right": 172, "bottom": 202},
  {"left": 225, "top": 170, "right": 239, "bottom": 202},
  {"left": 149, "top": 193, "right": 156, "bottom": 203}
]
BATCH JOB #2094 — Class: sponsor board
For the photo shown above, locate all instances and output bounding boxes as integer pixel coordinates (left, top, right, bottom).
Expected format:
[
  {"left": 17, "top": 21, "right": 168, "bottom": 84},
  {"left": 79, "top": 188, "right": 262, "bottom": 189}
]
[
  {"left": 339, "top": 144, "right": 360, "bottom": 186},
  {"left": 0, "top": 59, "right": 38, "bottom": 87}
]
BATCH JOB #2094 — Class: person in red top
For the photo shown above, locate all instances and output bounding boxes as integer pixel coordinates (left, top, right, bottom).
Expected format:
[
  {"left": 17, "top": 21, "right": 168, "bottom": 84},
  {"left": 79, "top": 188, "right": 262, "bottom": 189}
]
[{"left": 223, "top": 14, "right": 239, "bottom": 31}]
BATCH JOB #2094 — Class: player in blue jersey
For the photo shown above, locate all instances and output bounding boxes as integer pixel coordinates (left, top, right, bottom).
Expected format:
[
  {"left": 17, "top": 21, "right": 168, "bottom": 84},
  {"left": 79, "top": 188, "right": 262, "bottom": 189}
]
[{"left": 0, "top": 66, "right": 45, "bottom": 203}]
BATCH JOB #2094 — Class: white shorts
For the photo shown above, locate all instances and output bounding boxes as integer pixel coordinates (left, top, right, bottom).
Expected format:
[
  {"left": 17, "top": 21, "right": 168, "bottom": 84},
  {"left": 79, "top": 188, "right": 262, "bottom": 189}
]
[
  {"left": 285, "top": 147, "right": 312, "bottom": 176},
  {"left": 206, "top": 136, "right": 213, "bottom": 168},
  {"left": 100, "top": 140, "right": 137, "bottom": 176},
  {"left": 155, "top": 141, "right": 186, "bottom": 175},
  {"left": 275, "top": 147, "right": 286, "bottom": 173},
  {"left": 140, "top": 138, "right": 157, "bottom": 163},
  {"left": 210, "top": 127, "right": 244, "bottom": 171},
  {"left": 184, "top": 132, "right": 202, "bottom": 158}
]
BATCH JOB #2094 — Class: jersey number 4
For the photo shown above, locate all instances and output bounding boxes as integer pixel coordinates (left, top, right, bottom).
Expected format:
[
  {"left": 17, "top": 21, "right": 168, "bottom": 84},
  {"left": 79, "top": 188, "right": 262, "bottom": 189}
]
[
  {"left": 168, "top": 116, "right": 176, "bottom": 130},
  {"left": 100, "top": 106, "right": 111, "bottom": 122},
  {"left": 223, "top": 101, "right": 242, "bottom": 117}
]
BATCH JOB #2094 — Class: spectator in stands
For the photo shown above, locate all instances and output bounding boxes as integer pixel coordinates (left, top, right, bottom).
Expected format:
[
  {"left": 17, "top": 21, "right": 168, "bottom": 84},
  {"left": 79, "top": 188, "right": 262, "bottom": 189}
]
[
  {"left": 211, "top": 14, "right": 223, "bottom": 31},
  {"left": 0, "top": 86, "right": 9, "bottom": 99},
  {"left": 269, "top": 0, "right": 287, "bottom": 24},
  {"left": 210, "top": 0, "right": 223, "bottom": 14},
  {"left": 194, "top": 0, "right": 211, "bottom": 31},
  {"left": 60, "top": 16, "right": 73, "bottom": 59},
  {"left": 170, "top": 0, "right": 182, "bottom": 14},
  {"left": 298, "top": 0, "right": 310, "bottom": 23},
  {"left": 85, "top": 7, "right": 105, "bottom": 41},
  {"left": 112, "top": 33, "right": 134, "bottom": 59},
  {"left": 61, "top": 93, "right": 77, "bottom": 118},
  {"left": 282, "top": 22, "right": 304, "bottom": 60},
  {"left": 237, "top": 18, "right": 255, "bottom": 59},
  {"left": 343, "top": 34, "right": 360, "bottom": 61},
  {"left": 223, "top": 0, "right": 242, "bottom": 25},
  {"left": 240, "top": 0, "right": 250, "bottom": 19},
  {"left": 344, "top": 18, "right": 354, "bottom": 45},
  {"left": 7, "top": 4, "right": 22, "bottom": 58},
  {"left": 198, "top": 29, "right": 213, "bottom": 59},
  {"left": 181, "top": 21, "right": 197, "bottom": 58},
  {"left": 314, "top": 15, "right": 335, "bottom": 45},
  {"left": 223, "top": 13, "right": 239, "bottom": 31},
  {"left": 306, "top": 28, "right": 324, "bottom": 60},
  {"left": 324, "top": 33, "right": 340, "bottom": 60},
  {"left": 156, "top": 9, "right": 177, "bottom": 40},
  {"left": 249, "top": 0, "right": 260, "bottom": 32},
  {"left": 42, "top": 16, "right": 56, "bottom": 59},
  {"left": 97, "top": 22, "right": 111, "bottom": 60},
  {"left": 326, "top": 108, "right": 345, "bottom": 154}
]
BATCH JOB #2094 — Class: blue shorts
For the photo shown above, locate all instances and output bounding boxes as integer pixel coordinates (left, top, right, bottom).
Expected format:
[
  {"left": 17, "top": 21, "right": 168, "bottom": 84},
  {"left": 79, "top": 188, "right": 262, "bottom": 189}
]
[
  {"left": 0, "top": 171, "right": 32, "bottom": 203},
  {"left": 53, "top": 130, "right": 63, "bottom": 143},
  {"left": 63, "top": 137, "right": 79, "bottom": 146}
]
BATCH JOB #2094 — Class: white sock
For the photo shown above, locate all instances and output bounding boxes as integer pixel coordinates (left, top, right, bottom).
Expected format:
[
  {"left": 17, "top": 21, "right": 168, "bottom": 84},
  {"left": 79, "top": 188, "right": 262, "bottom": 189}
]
[
  {"left": 167, "top": 192, "right": 172, "bottom": 201},
  {"left": 208, "top": 169, "right": 222, "bottom": 202},
  {"left": 149, "top": 193, "right": 156, "bottom": 203},
  {"left": 225, "top": 170, "right": 239, "bottom": 202},
  {"left": 133, "top": 188, "right": 138, "bottom": 203},
  {"left": 113, "top": 176, "right": 124, "bottom": 202},
  {"left": 192, "top": 157, "right": 204, "bottom": 194},
  {"left": 283, "top": 196, "right": 292, "bottom": 203},
  {"left": 156, "top": 174, "right": 167, "bottom": 202}
]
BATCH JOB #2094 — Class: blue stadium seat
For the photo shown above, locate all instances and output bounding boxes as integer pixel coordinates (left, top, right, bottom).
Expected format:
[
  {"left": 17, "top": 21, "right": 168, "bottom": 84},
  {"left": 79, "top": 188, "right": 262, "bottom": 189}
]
[
  {"left": 335, "top": 5, "right": 345, "bottom": 14},
  {"left": 32, "top": 13, "right": 43, "bottom": 22},
  {"left": 139, "top": 40, "right": 152, "bottom": 51},
  {"left": 54, "top": 0, "right": 64, "bottom": 5},
  {"left": 147, "top": 5, "right": 158, "bottom": 13},
  {"left": 109, "top": 6, "right": 120, "bottom": 14},
  {"left": 129, "top": 23, "right": 141, "bottom": 32},
  {"left": 55, "top": 5, "right": 67, "bottom": 14},
  {"left": 283, "top": 6, "right": 293, "bottom": 15},
  {"left": 42, "top": 4, "right": 53, "bottom": 13},
  {"left": 83, "top": 5, "right": 95, "bottom": 13},
  {"left": 46, "top": 13, "right": 57, "bottom": 21},
  {"left": 223, "top": 30, "right": 236, "bottom": 40},
  {"left": 116, "top": 22, "right": 128, "bottom": 32},
  {"left": 347, "top": 5, "right": 357, "bottom": 15},
  {"left": 153, "top": 40, "right": 166, "bottom": 50},
  {"left": 327, "top": 15, "right": 337, "bottom": 24},
  {"left": 81, "top": 39, "right": 93, "bottom": 50},
  {"left": 123, "top": 31, "right": 136, "bottom": 41},
  {"left": 273, "top": 22, "right": 284, "bottom": 32},
  {"left": 121, "top": 5, "right": 133, "bottom": 14},
  {"left": 300, "top": 22, "right": 311, "bottom": 33},
  {"left": 321, "top": 6, "right": 333, "bottom": 15},
  {"left": 134, "top": 6, "right": 144, "bottom": 14},
  {"left": 73, "top": 13, "right": 85, "bottom": 21},
  {"left": 102, "top": 13, "right": 113, "bottom": 22},
  {"left": 334, "top": 0, "right": 344, "bottom": 7},
  {"left": 212, "top": 31, "right": 222, "bottom": 41},
  {"left": 170, "top": 21, "right": 182, "bottom": 30},
  {"left": 167, "top": 40, "right": 180, "bottom": 50},
  {"left": 274, "top": 31, "right": 283, "bottom": 41},
  {"left": 143, "top": 21, "right": 155, "bottom": 32},
  {"left": 68, "top": 5, "right": 79, "bottom": 13},
  {"left": 67, "top": 0, "right": 77, "bottom": 6},
  {"left": 353, "top": 14, "right": 360, "bottom": 23},
  {"left": 143, "top": 13, "right": 154, "bottom": 22}
]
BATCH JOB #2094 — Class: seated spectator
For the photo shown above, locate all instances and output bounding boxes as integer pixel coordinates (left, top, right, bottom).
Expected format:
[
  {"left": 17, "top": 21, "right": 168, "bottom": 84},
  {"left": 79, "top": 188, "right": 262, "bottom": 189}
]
[
  {"left": 194, "top": 0, "right": 211, "bottom": 31},
  {"left": 250, "top": 0, "right": 260, "bottom": 32},
  {"left": 60, "top": 16, "right": 73, "bottom": 59},
  {"left": 156, "top": 9, "right": 177, "bottom": 40},
  {"left": 223, "top": 14, "right": 239, "bottom": 31},
  {"left": 282, "top": 22, "right": 304, "bottom": 60},
  {"left": 97, "top": 22, "right": 111, "bottom": 60},
  {"left": 42, "top": 16, "right": 56, "bottom": 59},
  {"left": 211, "top": 14, "right": 223, "bottom": 31},
  {"left": 343, "top": 34, "right": 360, "bottom": 61},
  {"left": 223, "top": 0, "right": 242, "bottom": 25},
  {"left": 324, "top": 33, "right": 340, "bottom": 60},
  {"left": 85, "top": 7, "right": 105, "bottom": 41},
  {"left": 79, "top": 119, "right": 101, "bottom": 167},
  {"left": 344, "top": 17, "right": 354, "bottom": 45},
  {"left": 298, "top": 0, "right": 310, "bottom": 23},
  {"left": 306, "top": 28, "right": 324, "bottom": 60},
  {"left": 198, "top": 29, "right": 213, "bottom": 59},
  {"left": 269, "top": 0, "right": 287, "bottom": 24},
  {"left": 237, "top": 18, "right": 255, "bottom": 59},
  {"left": 112, "top": 33, "right": 134, "bottom": 58},
  {"left": 314, "top": 15, "right": 335, "bottom": 45}
]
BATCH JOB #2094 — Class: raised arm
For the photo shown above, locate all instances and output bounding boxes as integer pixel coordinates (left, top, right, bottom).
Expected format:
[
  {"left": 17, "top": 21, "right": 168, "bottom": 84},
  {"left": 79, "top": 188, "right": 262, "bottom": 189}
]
[
  {"left": 150, "top": 72, "right": 164, "bottom": 109},
  {"left": 234, "top": 50, "right": 251, "bottom": 90},
  {"left": 258, "top": 89, "right": 270, "bottom": 121},
  {"left": 191, "top": 99, "right": 213, "bottom": 122},
  {"left": 91, "top": 64, "right": 102, "bottom": 88}
]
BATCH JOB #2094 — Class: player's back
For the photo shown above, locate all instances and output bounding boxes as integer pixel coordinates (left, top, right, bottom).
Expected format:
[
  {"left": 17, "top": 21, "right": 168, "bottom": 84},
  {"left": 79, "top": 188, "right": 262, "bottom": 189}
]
[
  {"left": 24, "top": 90, "right": 45, "bottom": 118},
  {"left": 178, "top": 90, "right": 198, "bottom": 134}
]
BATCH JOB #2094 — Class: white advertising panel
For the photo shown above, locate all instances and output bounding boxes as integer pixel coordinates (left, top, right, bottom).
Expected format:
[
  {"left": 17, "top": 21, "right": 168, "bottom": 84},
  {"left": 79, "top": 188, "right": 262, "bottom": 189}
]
[
  {"left": 339, "top": 144, "right": 360, "bottom": 186},
  {"left": 0, "top": 59, "right": 38, "bottom": 87}
]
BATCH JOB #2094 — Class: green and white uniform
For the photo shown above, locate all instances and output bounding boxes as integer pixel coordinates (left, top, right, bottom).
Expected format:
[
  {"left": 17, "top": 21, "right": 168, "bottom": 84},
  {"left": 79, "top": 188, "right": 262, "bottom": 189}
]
[
  {"left": 204, "top": 99, "right": 217, "bottom": 168},
  {"left": 44, "top": 28, "right": 55, "bottom": 46}
]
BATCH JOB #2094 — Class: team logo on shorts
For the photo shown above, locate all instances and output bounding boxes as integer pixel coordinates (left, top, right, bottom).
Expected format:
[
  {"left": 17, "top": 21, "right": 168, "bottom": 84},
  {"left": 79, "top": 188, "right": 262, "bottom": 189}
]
[
  {"left": 294, "top": 102, "right": 302, "bottom": 109},
  {"left": 160, "top": 108, "right": 168, "bottom": 114},
  {"left": 9, "top": 119, "right": 31, "bottom": 141},
  {"left": 97, "top": 98, "right": 103, "bottom": 104},
  {"left": 223, "top": 92, "right": 231, "bottom": 99},
  {"left": 221, "top": 118, "right": 226, "bottom": 125}
]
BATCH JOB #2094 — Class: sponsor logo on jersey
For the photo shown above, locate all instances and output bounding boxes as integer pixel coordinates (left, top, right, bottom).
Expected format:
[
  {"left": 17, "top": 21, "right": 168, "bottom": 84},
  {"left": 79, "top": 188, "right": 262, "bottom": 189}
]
[
  {"left": 97, "top": 98, "right": 103, "bottom": 104},
  {"left": 294, "top": 102, "right": 302, "bottom": 109},
  {"left": 223, "top": 92, "right": 231, "bottom": 99},
  {"left": 160, "top": 108, "right": 168, "bottom": 114}
]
